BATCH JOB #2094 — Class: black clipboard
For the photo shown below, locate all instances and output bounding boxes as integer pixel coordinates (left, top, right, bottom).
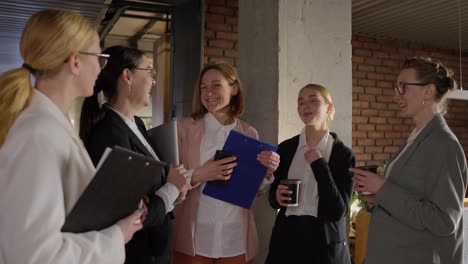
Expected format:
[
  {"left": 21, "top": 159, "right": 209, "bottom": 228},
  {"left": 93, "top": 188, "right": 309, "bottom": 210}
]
[{"left": 62, "top": 146, "right": 166, "bottom": 233}]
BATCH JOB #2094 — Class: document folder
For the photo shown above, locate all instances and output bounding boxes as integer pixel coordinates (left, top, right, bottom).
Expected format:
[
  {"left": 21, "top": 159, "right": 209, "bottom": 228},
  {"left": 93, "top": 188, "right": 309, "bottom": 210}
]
[
  {"left": 62, "top": 146, "right": 165, "bottom": 233},
  {"left": 202, "top": 130, "right": 278, "bottom": 208},
  {"left": 147, "top": 120, "right": 179, "bottom": 165}
]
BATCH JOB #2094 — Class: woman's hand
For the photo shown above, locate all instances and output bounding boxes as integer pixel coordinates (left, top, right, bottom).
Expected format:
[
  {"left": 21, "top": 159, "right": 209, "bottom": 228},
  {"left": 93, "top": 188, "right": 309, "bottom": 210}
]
[
  {"left": 256, "top": 187, "right": 268, "bottom": 196},
  {"left": 276, "top": 184, "right": 292, "bottom": 207},
  {"left": 139, "top": 198, "right": 149, "bottom": 223},
  {"left": 304, "top": 148, "right": 322, "bottom": 164},
  {"left": 117, "top": 208, "right": 144, "bottom": 243},
  {"left": 257, "top": 151, "right": 280, "bottom": 179},
  {"left": 191, "top": 156, "right": 238, "bottom": 186},
  {"left": 167, "top": 164, "right": 189, "bottom": 191},
  {"left": 176, "top": 177, "right": 190, "bottom": 203},
  {"left": 359, "top": 193, "right": 376, "bottom": 206},
  {"left": 350, "top": 168, "right": 385, "bottom": 195}
]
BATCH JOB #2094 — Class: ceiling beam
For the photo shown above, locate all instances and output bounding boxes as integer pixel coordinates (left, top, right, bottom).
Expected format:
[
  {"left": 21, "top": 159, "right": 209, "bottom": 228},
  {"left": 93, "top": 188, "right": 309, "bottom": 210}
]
[
  {"left": 129, "top": 19, "right": 158, "bottom": 48},
  {"left": 99, "top": 6, "right": 128, "bottom": 41}
]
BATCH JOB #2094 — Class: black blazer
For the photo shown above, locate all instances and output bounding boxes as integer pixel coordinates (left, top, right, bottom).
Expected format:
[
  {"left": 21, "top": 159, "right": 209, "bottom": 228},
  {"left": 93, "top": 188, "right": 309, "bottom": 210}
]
[
  {"left": 268, "top": 132, "right": 355, "bottom": 264},
  {"left": 84, "top": 106, "right": 172, "bottom": 264}
]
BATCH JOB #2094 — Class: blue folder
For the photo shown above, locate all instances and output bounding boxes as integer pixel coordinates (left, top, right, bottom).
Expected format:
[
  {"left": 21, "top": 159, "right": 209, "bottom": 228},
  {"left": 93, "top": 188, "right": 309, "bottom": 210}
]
[{"left": 202, "top": 130, "right": 278, "bottom": 208}]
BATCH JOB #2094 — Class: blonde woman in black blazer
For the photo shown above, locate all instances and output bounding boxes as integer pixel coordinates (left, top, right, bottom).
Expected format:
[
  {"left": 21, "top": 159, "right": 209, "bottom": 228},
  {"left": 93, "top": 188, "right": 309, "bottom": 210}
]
[
  {"left": 352, "top": 57, "right": 468, "bottom": 264},
  {"left": 266, "top": 84, "right": 355, "bottom": 264}
]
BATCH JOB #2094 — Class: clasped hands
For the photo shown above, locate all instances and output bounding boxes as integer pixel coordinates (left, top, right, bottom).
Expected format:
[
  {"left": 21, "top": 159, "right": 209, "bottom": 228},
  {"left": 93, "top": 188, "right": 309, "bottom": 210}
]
[{"left": 166, "top": 164, "right": 190, "bottom": 202}]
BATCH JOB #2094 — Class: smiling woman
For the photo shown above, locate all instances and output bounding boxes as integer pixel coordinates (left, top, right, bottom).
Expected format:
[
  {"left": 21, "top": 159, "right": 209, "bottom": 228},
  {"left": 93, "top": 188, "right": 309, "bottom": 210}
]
[
  {"left": 80, "top": 45, "right": 188, "bottom": 264},
  {"left": 351, "top": 57, "right": 468, "bottom": 264},
  {"left": 172, "top": 61, "right": 280, "bottom": 264}
]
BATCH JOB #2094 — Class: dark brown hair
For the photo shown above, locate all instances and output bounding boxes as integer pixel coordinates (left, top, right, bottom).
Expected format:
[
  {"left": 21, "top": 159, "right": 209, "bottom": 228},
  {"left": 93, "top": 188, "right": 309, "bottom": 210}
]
[
  {"left": 190, "top": 61, "right": 244, "bottom": 120},
  {"left": 79, "top": 45, "right": 145, "bottom": 141},
  {"left": 401, "top": 57, "right": 457, "bottom": 114}
]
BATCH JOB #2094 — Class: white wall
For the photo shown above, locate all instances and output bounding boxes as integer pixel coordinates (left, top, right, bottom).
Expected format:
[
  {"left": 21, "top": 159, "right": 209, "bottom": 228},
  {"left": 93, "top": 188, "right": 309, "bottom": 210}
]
[{"left": 278, "top": 0, "right": 352, "bottom": 145}]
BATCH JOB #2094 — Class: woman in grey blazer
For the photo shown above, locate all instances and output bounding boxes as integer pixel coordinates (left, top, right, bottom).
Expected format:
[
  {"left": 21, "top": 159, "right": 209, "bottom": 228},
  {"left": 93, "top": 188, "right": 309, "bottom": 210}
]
[{"left": 351, "top": 57, "right": 468, "bottom": 264}]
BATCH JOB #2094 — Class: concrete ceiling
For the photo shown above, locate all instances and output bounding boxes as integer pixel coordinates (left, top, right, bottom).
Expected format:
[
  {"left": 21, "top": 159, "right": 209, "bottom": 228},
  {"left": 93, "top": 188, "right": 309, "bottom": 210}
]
[
  {"left": 0, "top": 0, "right": 107, "bottom": 73},
  {"left": 99, "top": 0, "right": 172, "bottom": 50},
  {"left": 0, "top": 0, "right": 172, "bottom": 73},
  {"left": 353, "top": 0, "right": 468, "bottom": 52},
  {"left": 0, "top": 0, "right": 467, "bottom": 73}
]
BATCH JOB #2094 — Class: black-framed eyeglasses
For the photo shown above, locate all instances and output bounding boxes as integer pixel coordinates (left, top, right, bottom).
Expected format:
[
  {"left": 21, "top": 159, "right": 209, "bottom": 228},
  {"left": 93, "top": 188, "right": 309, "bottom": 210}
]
[
  {"left": 79, "top": 52, "right": 110, "bottom": 69},
  {"left": 395, "top": 82, "right": 430, "bottom": 95},
  {"left": 134, "top": 66, "right": 157, "bottom": 80}
]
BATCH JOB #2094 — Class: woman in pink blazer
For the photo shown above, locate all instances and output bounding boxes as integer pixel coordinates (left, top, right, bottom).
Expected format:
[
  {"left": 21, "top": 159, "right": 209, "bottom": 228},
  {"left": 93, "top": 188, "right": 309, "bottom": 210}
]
[{"left": 172, "top": 62, "right": 279, "bottom": 264}]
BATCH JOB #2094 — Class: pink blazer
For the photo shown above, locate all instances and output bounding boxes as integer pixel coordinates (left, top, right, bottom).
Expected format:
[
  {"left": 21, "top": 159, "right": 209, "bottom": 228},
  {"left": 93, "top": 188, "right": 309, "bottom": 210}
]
[{"left": 173, "top": 117, "right": 260, "bottom": 261}]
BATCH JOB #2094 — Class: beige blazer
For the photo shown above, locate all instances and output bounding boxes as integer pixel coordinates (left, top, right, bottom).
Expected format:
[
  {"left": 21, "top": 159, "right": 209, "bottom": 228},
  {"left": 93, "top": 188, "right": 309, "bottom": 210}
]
[
  {"left": 172, "top": 117, "right": 260, "bottom": 261},
  {"left": 0, "top": 90, "right": 125, "bottom": 264},
  {"left": 365, "top": 114, "right": 468, "bottom": 264}
]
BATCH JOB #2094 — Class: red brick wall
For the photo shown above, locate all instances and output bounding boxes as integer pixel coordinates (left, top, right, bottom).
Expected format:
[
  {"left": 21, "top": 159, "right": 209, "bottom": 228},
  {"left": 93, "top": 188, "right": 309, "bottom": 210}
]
[
  {"left": 202, "top": 6, "right": 468, "bottom": 165},
  {"left": 204, "top": 0, "right": 238, "bottom": 66},
  {"left": 352, "top": 35, "right": 468, "bottom": 166}
]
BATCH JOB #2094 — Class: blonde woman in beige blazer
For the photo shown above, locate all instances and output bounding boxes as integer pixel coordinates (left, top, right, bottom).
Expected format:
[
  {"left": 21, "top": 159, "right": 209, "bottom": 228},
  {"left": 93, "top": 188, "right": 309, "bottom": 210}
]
[
  {"left": 0, "top": 9, "right": 143, "bottom": 264},
  {"left": 172, "top": 62, "right": 279, "bottom": 263},
  {"left": 351, "top": 57, "right": 468, "bottom": 264}
]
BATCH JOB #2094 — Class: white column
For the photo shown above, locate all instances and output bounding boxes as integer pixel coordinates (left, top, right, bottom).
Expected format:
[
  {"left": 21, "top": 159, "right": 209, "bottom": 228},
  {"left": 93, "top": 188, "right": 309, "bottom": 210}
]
[{"left": 239, "top": 0, "right": 352, "bottom": 262}]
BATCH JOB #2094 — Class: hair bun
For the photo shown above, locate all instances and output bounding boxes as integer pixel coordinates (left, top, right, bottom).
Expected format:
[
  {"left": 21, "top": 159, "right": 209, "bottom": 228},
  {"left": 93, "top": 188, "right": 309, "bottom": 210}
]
[{"left": 446, "top": 77, "right": 457, "bottom": 91}]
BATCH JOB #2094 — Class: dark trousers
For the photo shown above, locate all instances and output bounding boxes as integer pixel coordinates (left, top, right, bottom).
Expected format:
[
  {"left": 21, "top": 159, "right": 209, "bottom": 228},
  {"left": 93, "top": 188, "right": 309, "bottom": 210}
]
[
  {"left": 125, "top": 215, "right": 172, "bottom": 264},
  {"left": 266, "top": 215, "right": 326, "bottom": 264}
]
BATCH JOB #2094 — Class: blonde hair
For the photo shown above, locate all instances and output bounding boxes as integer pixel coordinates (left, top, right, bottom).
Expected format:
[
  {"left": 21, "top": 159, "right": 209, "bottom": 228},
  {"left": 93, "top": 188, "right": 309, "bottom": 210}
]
[
  {"left": 191, "top": 61, "right": 244, "bottom": 120},
  {"left": 0, "top": 9, "right": 97, "bottom": 145},
  {"left": 300, "top": 83, "right": 335, "bottom": 121}
]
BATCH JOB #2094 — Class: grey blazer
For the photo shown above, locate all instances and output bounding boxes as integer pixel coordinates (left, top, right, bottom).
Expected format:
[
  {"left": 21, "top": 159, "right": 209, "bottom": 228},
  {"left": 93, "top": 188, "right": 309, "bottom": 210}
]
[{"left": 365, "top": 114, "right": 468, "bottom": 264}]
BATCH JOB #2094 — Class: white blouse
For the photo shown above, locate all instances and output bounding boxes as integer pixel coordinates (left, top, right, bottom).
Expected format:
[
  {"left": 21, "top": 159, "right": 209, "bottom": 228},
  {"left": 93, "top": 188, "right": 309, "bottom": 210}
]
[
  {"left": 193, "top": 113, "right": 274, "bottom": 258},
  {"left": 195, "top": 113, "right": 244, "bottom": 258},
  {"left": 106, "top": 106, "right": 179, "bottom": 213},
  {"left": 0, "top": 90, "right": 125, "bottom": 264},
  {"left": 285, "top": 128, "right": 334, "bottom": 217}
]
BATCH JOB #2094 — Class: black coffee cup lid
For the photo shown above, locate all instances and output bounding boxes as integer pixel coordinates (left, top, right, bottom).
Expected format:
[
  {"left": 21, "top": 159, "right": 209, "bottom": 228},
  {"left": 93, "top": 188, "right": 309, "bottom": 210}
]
[
  {"left": 356, "top": 165, "right": 379, "bottom": 172},
  {"left": 280, "top": 179, "right": 301, "bottom": 184}
]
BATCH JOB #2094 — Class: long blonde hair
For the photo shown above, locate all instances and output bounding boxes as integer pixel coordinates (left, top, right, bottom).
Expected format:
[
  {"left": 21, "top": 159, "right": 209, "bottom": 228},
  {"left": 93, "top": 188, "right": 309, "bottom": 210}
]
[{"left": 0, "top": 9, "right": 96, "bottom": 145}]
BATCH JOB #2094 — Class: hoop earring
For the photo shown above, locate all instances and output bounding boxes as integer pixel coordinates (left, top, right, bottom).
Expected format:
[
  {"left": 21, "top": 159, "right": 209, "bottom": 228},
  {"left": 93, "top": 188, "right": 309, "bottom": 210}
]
[{"left": 128, "top": 84, "right": 132, "bottom": 95}]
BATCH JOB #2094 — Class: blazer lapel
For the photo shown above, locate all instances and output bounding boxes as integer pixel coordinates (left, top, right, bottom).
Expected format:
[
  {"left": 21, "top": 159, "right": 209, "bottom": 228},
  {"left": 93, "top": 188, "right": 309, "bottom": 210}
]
[
  {"left": 387, "top": 115, "right": 443, "bottom": 178},
  {"left": 127, "top": 129, "right": 154, "bottom": 157},
  {"left": 104, "top": 108, "right": 154, "bottom": 158},
  {"left": 135, "top": 118, "right": 163, "bottom": 160},
  {"left": 134, "top": 119, "right": 168, "bottom": 180}
]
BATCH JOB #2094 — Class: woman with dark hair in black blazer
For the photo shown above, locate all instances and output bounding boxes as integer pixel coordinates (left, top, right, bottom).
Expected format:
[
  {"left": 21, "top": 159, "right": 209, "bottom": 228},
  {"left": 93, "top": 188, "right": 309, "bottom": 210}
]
[
  {"left": 266, "top": 84, "right": 355, "bottom": 264},
  {"left": 79, "top": 45, "right": 189, "bottom": 264}
]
